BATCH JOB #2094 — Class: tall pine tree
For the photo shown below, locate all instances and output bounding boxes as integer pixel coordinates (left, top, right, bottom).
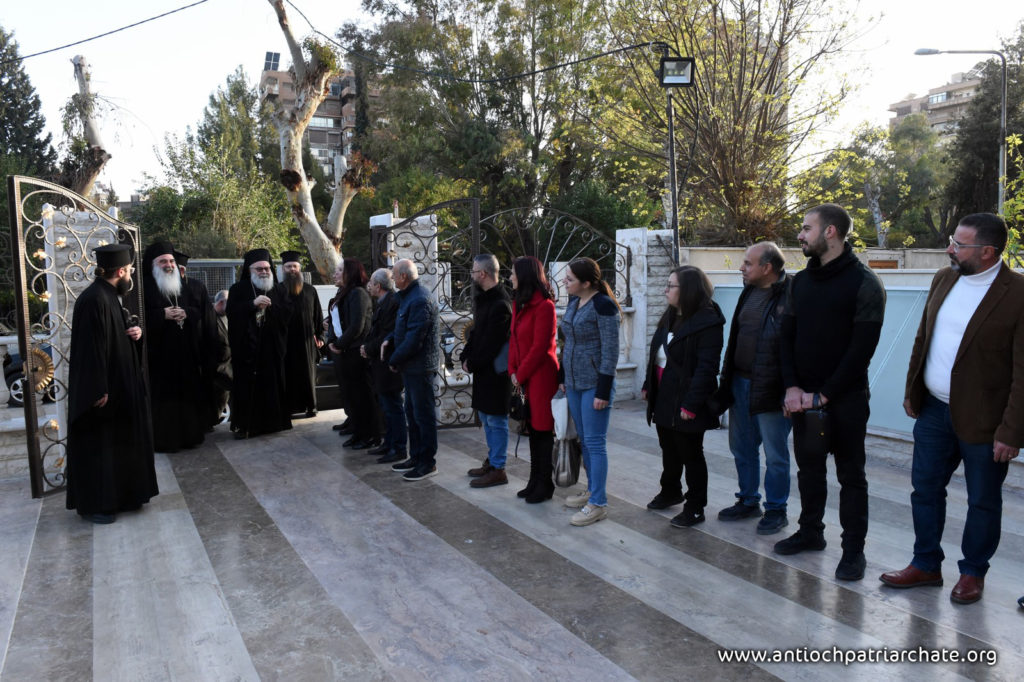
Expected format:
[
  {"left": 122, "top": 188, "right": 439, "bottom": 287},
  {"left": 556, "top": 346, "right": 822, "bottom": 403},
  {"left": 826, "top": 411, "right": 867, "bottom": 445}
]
[{"left": 0, "top": 25, "right": 57, "bottom": 176}]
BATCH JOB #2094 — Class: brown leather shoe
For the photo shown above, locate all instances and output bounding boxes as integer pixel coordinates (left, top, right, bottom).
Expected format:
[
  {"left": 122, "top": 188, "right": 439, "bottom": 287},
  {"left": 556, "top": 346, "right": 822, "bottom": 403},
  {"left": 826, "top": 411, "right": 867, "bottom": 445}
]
[
  {"left": 469, "top": 468, "right": 508, "bottom": 488},
  {"left": 950, "top": 574, "right": 984, "bottom": 604},
  {"left": 879, "top": 565, "right": 943, "bottom": 588},
  {"left": 467, "top": 459, "right": 493, "bottom": 477}
]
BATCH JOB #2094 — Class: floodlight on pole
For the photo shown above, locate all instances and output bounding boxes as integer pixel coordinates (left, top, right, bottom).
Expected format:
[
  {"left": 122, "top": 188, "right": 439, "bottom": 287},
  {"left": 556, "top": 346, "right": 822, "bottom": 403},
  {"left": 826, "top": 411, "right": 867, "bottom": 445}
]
[
  {"left": 658, "top": 54, "right": 696, "bottom": 264},
  {"left": 915, "top": 47, "right": 1007, "bottom": 214}
]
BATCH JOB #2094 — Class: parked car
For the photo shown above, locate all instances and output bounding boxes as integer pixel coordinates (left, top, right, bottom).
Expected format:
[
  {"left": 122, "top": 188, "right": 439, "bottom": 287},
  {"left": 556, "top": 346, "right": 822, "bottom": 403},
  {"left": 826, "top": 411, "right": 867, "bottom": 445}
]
[{"left": 4, "top": 346, "right": 57, "bottom": 408}]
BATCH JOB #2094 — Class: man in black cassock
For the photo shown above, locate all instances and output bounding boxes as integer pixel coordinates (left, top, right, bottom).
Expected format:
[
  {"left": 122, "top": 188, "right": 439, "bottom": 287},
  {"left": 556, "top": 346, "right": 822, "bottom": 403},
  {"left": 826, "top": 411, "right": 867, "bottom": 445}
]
[
  {"left": 66, "top": 244, "right": 158, "bottom": 524},
  {"left": 176, "top": 249, "right": 223, "bottom": 429},
  {"left": 141, "top": 242, "right": 208, "bottom": 452},
  {"left": 227, "top": 248, "right": 293, "bottom": 439},
  {"left": 278, "top": 250, "right": 324, "bottom": 418}
]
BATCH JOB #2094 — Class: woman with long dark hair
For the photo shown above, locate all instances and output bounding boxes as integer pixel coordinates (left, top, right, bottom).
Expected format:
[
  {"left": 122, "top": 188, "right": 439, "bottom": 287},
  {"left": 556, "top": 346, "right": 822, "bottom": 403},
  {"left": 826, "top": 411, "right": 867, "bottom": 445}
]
[
  {"left": 559, "top": 257, "right": 621, "bottom": 526},
  {"left": 508, "top": 256, "right": 560, "bottom": 503},
  {"left": 327, "top": 257, "right": 381, "bottom": 449},
  {"left": 642, "top": 265, "right": 725, "bottom": 528}
]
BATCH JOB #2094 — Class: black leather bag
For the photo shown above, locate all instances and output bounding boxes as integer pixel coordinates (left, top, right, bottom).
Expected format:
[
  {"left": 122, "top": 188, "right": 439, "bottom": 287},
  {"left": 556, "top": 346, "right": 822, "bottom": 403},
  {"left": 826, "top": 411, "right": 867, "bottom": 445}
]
[
  {"left": 508, "top": 386, "right": 530, "bottom": 433},
  {"left": 801, "top": 393, "right": 831, "bottom": 455}
]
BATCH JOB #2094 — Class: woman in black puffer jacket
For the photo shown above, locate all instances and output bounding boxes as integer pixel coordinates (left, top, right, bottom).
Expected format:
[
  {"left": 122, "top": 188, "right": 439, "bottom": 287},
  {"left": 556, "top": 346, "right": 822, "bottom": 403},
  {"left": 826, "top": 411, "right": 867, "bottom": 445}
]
[{"left": 642, "top": 265, "right": 725, "bottom": 528}]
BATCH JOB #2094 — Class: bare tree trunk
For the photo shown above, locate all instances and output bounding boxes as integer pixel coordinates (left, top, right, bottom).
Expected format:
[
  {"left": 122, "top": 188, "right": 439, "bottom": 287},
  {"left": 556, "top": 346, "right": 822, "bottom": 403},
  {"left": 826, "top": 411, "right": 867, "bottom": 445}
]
[
  {"left": 59, "top": 56, "right": 111, "bottom": 198},
  {"left": 267, "top": 0, "right": 343, "bottom": 279},
  {"left": 864, "top": 177, "right": 886, "bottom": 248}
]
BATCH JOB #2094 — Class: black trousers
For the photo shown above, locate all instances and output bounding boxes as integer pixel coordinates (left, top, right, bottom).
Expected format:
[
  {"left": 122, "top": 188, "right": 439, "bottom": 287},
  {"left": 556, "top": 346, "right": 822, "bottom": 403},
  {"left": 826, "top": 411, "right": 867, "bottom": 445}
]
[
  {"left": 336, "top": 348, "right": 381, "bottom": 440},
  {"left": 655, "top": 426, "right": 707, "bottom": 508},
  {"left": 791, "top": 389, "right": 870, "bottom": 552}
]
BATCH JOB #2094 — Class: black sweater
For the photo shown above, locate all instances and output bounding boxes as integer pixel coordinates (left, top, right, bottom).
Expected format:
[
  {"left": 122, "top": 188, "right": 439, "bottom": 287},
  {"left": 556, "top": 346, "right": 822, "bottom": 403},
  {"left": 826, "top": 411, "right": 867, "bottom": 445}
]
[{"left": 780, "top": 243, "right": 886, "bottom": 400}]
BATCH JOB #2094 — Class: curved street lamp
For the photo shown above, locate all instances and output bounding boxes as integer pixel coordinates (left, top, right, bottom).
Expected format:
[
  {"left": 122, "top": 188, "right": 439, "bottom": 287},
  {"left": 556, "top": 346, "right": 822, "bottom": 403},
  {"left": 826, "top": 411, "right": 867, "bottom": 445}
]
[{"left": 915, "top": 47, "right": 1008, "bottom": 215}]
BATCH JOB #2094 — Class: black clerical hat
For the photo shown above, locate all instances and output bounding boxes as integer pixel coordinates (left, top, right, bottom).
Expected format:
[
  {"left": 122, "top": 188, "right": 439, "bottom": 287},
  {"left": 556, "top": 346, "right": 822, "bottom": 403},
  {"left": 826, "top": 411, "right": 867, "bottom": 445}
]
[
  {"left": 94, "top": 244, "right": 132, "bottom": 269},
  {"left": 173, "top": 250, "right": 191, "bottom": 267},
  {"left": 243, "top": 248, "right": 273, "bottom": 269},
  {"left": 280, "top": 250, "right": 302, "bottom": 264}
]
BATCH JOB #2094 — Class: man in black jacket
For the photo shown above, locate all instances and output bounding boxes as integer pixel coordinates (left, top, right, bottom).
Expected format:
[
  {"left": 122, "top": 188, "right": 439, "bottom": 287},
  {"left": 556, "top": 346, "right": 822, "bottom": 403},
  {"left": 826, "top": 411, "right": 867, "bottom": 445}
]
[
  {"left": 461, "top": 254, "right": 513, "bottom": 488},
  {"left": 777, "top": 204, "right": 886, "bottom": 581},
  {"left": 716, "top": 242, "right": 792, "bottom": 535},
  {"left": 362, "top": 268, "right": 406, "bottom": 463}
]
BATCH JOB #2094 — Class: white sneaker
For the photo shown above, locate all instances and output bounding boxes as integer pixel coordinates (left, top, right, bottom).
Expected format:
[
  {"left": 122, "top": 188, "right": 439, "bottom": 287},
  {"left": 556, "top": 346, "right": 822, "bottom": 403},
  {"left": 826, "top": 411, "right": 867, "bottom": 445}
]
[
  {"left": 564, "top": 491, "right": 590, "bottom": 508},
  {"left": 570, "top": 503, "right": 608, "bottom": 527}
]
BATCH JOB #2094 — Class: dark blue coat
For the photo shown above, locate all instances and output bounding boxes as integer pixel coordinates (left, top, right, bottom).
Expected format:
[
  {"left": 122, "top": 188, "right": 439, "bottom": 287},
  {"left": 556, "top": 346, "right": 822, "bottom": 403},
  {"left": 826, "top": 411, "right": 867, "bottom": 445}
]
[{"left": 386, "top": 279, "right": 440, "bottom": 374}]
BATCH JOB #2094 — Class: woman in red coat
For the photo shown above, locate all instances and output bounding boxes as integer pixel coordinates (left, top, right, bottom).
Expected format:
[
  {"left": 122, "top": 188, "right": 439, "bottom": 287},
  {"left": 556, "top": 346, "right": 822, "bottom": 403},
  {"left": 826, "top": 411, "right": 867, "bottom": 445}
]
[{"left": 508, "top": 256, "right": 559, "bottom": 503}]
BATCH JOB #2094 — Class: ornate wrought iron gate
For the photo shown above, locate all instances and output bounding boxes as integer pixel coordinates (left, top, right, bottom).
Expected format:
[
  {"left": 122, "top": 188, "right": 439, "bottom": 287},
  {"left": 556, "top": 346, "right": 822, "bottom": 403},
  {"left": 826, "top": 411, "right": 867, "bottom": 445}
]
[
  {"left": 5, "top": 176, "right": 143, "bottom": 497},
  {"left": 371, "top": 199, "right": 632, "bottom": 427}
]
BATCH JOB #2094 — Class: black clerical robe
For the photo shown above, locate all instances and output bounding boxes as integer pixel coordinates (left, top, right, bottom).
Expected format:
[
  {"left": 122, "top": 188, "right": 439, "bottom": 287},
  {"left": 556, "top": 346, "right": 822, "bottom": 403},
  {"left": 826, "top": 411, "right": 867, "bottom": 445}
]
[
  {"left": 182, "top": 276, "right": 224, "bottom": 428},
  {"left": 143, "top": 276, "right": 208, "bottom": 452},
  {"left": 66, "top": 278, "right": 158, "bottom": 515},
  {"left": 281, "top": 283, "right": 324, "bottom": 414},
  {"left": 226, "top": 280, "right": 293, "bottom": 436}
]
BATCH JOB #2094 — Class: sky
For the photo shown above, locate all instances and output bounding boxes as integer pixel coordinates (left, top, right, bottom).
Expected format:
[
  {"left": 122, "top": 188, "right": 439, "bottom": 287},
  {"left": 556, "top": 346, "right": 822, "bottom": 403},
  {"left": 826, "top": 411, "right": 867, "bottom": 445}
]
[{"left": 3, "top": 0, "right": 1023, "bottom": 196}]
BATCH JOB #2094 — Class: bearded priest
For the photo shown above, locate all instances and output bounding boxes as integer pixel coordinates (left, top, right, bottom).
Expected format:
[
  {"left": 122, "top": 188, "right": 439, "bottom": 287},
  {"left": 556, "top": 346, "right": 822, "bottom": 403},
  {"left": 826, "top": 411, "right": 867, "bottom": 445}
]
[
  {"left": 278, "top": 250, "right": 324, "bottom": 418},
  {"left": 141, "top": 241, "right": 209, "bottom": 452},
  {"left": 226, "top": 248, "right": 294, "bottom": 439}
]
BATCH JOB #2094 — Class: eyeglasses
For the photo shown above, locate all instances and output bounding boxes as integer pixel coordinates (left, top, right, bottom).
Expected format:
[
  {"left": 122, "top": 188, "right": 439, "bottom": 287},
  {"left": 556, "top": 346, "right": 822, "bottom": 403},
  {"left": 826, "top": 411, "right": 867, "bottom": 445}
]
[{"left": 948, "top": 236, "right": 988, "bottom": 253}]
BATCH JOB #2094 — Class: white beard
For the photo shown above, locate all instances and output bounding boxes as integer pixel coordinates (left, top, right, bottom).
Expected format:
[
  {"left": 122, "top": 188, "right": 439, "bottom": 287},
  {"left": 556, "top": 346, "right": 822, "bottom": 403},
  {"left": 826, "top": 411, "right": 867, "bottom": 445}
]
[
  {"left": 252, "top": 272, "right": 274, "bottom": 292},
  {"left": 152, "top": 264, "right": 182, "bottom": 298}
]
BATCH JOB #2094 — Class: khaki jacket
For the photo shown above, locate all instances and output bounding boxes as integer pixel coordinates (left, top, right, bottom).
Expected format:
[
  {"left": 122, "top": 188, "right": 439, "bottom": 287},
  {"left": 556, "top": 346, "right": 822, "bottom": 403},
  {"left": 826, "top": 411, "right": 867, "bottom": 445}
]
[{"left": 905, "top": 265, "right": 1024, "bottom": 446}]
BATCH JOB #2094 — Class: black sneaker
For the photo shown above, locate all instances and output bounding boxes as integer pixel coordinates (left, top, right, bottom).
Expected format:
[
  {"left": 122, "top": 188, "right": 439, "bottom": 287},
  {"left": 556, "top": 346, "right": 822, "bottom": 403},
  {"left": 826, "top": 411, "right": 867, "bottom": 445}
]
[
  {"left": 835, "top": 551, "right": 866, "bottom": 581},
  {"left": 391, "top": 459, "right": 416, "bottom": 472},
  {"left": 774, "top": 530, "right": 827, "bottom": 555},
  {"left": 368, "top": 443, "right": 390, "bottom": 456},
  {"left": 403, "top": 466, "right": 438, "bottom": 481},
  {"left": 646, "top": 492, "right": 685, "bottom": 510},
  {"left": 378, "top": 451, "right": 406, "bottom": 464},
  {"left": 756, "top": 509, "right": 789, "bottom": 535},
  {"left": 669, "top": 508, "right": 705, "bottom": 528},
  {"left": 717, "top": 501, "right": 761, "bottom": 521}
]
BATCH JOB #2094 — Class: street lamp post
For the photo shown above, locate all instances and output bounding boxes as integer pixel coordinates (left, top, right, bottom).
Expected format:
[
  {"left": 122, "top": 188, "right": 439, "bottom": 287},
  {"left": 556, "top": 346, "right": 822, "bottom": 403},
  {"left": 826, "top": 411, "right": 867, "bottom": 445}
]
[
  {"left": 915, "top": 47, "right": 1008, "bottom": 215},
  {"left": 658, "top": 54, "right": 696, "bottom": 264}
]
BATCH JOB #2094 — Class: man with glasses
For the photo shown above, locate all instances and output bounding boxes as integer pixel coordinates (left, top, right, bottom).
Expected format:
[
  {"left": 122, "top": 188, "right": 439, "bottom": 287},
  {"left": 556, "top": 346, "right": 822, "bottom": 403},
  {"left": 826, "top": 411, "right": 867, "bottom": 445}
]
[
  {"left": 461, "top": 254, "right": 513, "bottom": 488},
  {"left": 226, "top": 249, "right": 294, "bottom": 439},
  {"left": 881, "top": 213, "right": 1024, "bottom": 605},
  {"left": 777, "top": 203, "right": 886, "bottom": 581}
]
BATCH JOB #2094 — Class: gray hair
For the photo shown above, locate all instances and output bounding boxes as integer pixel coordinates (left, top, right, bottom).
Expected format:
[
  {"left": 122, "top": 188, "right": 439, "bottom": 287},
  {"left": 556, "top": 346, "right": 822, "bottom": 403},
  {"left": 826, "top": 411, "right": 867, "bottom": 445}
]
[
  {"left": 756, "top": 242, "right": 785, "bottom": 274},
  {"left": 394, "top": 259, "right": 419, "bottom": 281},
  {"left": 214, "top": 289, "right": 229, "bottom": 304},
  {"left": 473, "top": 253, "right": 499, "bottom": 278},
  {"left": 370, "top": 268, "right": 394, "bottom": 291}
]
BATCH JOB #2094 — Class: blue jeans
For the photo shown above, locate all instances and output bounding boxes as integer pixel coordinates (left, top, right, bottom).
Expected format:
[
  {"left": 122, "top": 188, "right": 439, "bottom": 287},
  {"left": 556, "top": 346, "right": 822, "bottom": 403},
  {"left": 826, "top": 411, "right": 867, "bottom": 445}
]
[
  {"left": 378, "top": 389, "right": 407, "bottom": 456},
  {"left": 566, "top": 386, "right": 614, "bottom": 506},
  {"left": 728, "top": 376, "right": 791, "bottom": 511},
  {"left": 911, "top": 393, "right": 1009, "bottom": 577},
  {"left": 402, "top": 371, "right": 438, "bottom": 471},
  {"left": 478, "top": 411, "right": 509, "bottom": 468}
]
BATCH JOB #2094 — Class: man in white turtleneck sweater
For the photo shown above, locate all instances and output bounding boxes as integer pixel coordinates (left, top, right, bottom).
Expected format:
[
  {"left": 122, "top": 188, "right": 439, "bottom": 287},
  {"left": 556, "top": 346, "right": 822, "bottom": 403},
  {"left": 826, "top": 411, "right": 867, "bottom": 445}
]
[{"left": 881, "top": 213, "right": 1024, "bottom": 607}]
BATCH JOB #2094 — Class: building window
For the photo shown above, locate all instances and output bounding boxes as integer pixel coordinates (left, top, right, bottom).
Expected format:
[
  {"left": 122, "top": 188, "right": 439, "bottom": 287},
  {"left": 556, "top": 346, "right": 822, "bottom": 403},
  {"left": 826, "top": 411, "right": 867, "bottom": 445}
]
[
  {"left": 330, "top": 82, "right": 342, "bottom": 97},
  {"left": 310, "top": 116, "right": 339, "bottom": 128},
  {"left": 264, "top": 52, "right": 280, "bottom": 71},
  {"left": 928, "top": 92, "right": 948, "bottom": 105}
]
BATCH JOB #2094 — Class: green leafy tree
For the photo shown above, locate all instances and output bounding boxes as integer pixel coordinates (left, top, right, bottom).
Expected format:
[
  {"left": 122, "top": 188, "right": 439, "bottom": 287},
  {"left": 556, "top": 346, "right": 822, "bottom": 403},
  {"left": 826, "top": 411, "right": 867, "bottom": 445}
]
[
  {"left": 0, "top": 25, "right": 57, "bottom": 177},
  {"left": 944, "top": 23, "right": 1024, "bottom": 217}
]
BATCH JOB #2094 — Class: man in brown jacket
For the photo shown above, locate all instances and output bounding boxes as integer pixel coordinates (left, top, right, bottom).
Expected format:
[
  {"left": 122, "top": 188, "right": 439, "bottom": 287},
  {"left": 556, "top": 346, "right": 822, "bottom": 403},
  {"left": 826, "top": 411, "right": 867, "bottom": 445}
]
[{"left": 880, "top": 213, "right": 1024, "bottom": 605}]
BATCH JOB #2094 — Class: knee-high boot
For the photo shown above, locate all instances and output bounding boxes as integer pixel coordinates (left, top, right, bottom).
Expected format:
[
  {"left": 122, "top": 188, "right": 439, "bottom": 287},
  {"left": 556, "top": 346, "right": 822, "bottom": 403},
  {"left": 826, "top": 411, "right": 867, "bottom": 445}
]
[{"left": 525, "top": 430, "right": 555, "bottom": 503}]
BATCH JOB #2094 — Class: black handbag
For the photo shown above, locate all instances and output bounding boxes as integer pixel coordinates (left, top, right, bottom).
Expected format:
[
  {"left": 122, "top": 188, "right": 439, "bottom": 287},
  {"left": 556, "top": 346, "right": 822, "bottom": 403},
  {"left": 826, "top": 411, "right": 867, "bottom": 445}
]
[
  {"left": 801, "top": 393, "right": 831, "bottom": 455},
  {"left": 508, "top": 386, "right": 530, "bottom": 433},
  {"left": 553, "top": 438, "right": 583, "bottom": 487}
]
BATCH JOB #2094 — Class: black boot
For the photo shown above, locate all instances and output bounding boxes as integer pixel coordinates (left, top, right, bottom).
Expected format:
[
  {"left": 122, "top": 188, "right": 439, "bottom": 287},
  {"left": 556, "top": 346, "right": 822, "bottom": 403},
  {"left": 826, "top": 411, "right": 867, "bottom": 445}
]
[
  {"left": 525, "top": 431, "right": 555, "bottom": 504},
  {"left": 518, "top": 445, "right": 540, "bottom": 498}
]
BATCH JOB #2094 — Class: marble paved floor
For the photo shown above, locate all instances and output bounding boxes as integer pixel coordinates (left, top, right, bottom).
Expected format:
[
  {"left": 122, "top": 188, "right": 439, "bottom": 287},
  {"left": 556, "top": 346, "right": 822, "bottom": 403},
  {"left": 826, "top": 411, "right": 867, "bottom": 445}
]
[{"left": 1, "top": 400, "right": 1022, "bottom": 681}]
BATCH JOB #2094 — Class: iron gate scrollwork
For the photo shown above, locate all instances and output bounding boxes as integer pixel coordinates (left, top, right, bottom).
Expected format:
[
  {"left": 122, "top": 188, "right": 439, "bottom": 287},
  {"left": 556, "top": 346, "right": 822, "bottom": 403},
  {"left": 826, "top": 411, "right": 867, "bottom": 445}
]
[
  {"left": 371, "top": 199, "right": 631, "bottom": 428},
  {"left": 5, "top": 176, "right": 143, "bottom": 498}
]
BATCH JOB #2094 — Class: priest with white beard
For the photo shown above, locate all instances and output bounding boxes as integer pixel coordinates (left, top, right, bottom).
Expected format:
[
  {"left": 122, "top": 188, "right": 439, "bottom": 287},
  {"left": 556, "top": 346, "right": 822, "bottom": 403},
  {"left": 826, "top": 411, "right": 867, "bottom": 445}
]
[
  {"left": 142, "top": 241, "right": 209, "bottom": 452},
  {"left": 226, "top": 248, "right": 294, "bottom": 439}
]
